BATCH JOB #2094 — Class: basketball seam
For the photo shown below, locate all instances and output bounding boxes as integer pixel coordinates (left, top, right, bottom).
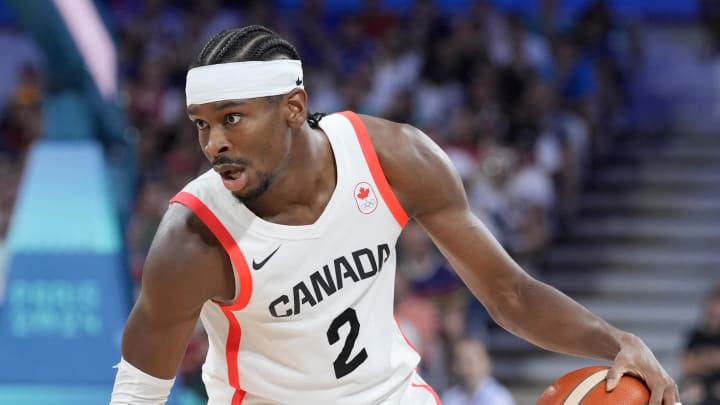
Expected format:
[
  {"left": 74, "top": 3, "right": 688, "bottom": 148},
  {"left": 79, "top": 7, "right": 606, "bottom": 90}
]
[
  {"left": 562, "top": 369, "right": 609, "bottom": 405},
  {"left": 560, "top": 369, "right": 604, "bottom": 405},
  {"left": 575, "top": 376, "right": 608, "bottom": 404}
]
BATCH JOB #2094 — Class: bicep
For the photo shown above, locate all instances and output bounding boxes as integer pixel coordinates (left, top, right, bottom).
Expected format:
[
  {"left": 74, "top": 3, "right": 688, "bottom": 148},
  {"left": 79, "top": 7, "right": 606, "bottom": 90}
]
[{"left": 121, "top": 204, "right": 227, "bottom": 379}]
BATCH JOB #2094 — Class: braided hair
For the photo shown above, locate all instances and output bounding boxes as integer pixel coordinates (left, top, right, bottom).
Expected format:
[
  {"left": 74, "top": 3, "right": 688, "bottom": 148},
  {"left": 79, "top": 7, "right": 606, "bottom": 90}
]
[{"left": 191, "top": 25, "right": 326, "bottom": 128}]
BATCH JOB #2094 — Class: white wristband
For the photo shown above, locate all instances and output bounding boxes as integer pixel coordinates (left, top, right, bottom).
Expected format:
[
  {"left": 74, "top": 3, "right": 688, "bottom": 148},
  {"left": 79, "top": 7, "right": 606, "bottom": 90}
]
[{"left": 109, "top": 358, "right": 175, "bottom": 405}]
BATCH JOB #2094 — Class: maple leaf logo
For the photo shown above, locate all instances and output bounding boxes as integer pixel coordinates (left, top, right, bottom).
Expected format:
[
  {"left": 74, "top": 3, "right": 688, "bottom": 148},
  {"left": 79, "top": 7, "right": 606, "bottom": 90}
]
[{"left": 357, "top": 187, "right": 370, "bottom": 200}]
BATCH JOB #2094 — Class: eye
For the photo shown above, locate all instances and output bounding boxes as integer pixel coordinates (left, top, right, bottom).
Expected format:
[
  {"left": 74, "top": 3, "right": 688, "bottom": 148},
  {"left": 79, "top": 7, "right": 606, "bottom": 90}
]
[
  {"left": 194, "top": 119, "right": 208, "bottom": 130},
  {"left": 225, "top": 114, "right": 242, "bottom": 125}
]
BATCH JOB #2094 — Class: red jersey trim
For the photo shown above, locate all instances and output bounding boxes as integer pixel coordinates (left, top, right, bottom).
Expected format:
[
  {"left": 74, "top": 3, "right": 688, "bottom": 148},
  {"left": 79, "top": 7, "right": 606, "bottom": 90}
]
[
  {"left": 169, "top": 191, "right": 250, "bottom": 402},
  {"left": 411, "top": 380, "right": 442, "bottom": 405},
  {"left": 169, "top": 191, "right": 252, "bottom": 310},
  {"left": 338, "top": 111, "right": 409, "bottom": 228}
]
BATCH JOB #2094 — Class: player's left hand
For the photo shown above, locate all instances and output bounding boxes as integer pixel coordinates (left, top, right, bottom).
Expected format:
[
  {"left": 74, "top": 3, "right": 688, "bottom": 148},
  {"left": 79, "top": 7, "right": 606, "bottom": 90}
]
[{"left": 605, "top": 333, "right": 680, "bottom": 405}]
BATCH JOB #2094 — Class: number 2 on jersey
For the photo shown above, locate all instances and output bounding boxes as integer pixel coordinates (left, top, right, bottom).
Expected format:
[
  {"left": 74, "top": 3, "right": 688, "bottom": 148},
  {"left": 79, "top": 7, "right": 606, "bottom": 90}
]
[{"left": 326, "top": 308, "right": 368, "bottom": 379}]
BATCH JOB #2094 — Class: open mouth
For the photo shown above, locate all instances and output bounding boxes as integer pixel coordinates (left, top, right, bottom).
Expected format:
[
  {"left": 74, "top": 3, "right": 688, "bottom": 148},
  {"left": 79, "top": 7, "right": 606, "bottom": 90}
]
[
  {"left": 214, "top": 164, "right": 248, "bottom": 191},
  {"left": 220, "top": 168, "right": 241, "bottom": 181},
  {"left": 214, "top": 163, "right": 244, "bottom": 177}
]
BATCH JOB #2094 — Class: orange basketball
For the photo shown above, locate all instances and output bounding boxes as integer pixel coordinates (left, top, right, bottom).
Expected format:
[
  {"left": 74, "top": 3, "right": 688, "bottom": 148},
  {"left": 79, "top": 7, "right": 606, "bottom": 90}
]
[{"left": 536, "top": 366, "right": 650, "bottom": 405}]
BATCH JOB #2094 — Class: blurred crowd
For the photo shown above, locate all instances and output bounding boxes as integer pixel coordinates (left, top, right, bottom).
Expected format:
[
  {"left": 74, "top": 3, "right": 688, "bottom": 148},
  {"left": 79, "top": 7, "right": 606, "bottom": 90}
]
[
  {"left": 112, "top": 0, "right": 633, "bottom": 288},
  {"left": 3, "top": 0, "right": 717, "bottom": 403}
]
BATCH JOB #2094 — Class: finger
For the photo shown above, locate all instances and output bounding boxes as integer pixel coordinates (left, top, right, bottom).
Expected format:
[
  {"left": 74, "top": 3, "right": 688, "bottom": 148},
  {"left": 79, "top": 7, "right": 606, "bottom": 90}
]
[
  {"left": 648, "top": 381, "right": 663, "bottom": 405},
  {"left": 663, "top": 381, "right": 681, "bottom": 405},
  {"left": 605, "top": 366, "right": 624, "bottom": 391},
  {"left": 661, "top": 385, "right": 675, "bottom": 405}
]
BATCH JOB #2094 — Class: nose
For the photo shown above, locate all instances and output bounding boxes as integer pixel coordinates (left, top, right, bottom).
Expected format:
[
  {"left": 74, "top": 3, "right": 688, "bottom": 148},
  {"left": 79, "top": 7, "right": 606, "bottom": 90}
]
[{"left": 203, "top": 126, "right": 230, "bottom": 158}]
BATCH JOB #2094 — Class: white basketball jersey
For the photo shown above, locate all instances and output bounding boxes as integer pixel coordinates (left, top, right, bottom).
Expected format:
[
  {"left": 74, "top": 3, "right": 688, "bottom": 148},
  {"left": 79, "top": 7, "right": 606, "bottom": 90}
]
[{"left": 170, "top": 112, "right": 439, "bottom": 405}]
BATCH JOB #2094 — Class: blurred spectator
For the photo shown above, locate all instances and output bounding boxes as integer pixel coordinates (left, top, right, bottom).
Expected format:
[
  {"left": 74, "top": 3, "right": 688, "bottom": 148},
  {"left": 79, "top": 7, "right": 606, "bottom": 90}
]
[
  {"left": 125, "top": 180, "right": 175, "bottom": 289},
  {"left": 0, "top": 64, "right": 42, "bottom": 159},
  {"left": 504, "top": 129, "right": 555, "bottom": 269},
  {"left": 179, "top": 322, "right": 210, "bottom": 402},
  {"left": 489, "top": 13, "right": 552, "bottom": 75},
  {"left": 363, "top": 26, "right": 421, "bottom": 116},
  {"left": 12, "top": 64, "right": 41, "bottom": 108},
  {"left": 441, "top": 337, "right": 516, "bottom": 405},
  {"left": 0, "top": 24, "right": 43, "bottom": 111},
  {"left": 414, "top": 22, "right": 465, "bottom": 130},
  {"left": 394, "top": 271, "right": 440, "bottom": 377},
  {"left": 0, "top": 63, "right": 43, "bottom": 248},
  {"left": 522, "top": 76, "right": 589, "bottom": 225},
  {"left": 547, "top": 33, "right": 600, "bottom": 153},
  {"left": 397, "top": 221, "right": 466, "bottom": 306},
  {"left": 359, "top": 0, "right": 398, "bottom": 39},
  {"left": 331, "top": 14, "right": 375, "bottom": 77},
  {"left": 0, "top": 156, "right": 21, "bottom": 238},
  {"left": 681, "top": 288, "right": 720, "bottom": 405},
  {"left": 464, "top": 64, "right": 505, "bottom": 142},
  {"left": 698, "top": 0, "right": 720, "bottom": 118},
  {"left": 467, "top": 142, "right": 515, "bottom": 245},
  {"left": 699, "top": 0, "right": 720, "bottom": 56},
  {"left": 396, "top": 220, "right": 469, "bottom": 389}
]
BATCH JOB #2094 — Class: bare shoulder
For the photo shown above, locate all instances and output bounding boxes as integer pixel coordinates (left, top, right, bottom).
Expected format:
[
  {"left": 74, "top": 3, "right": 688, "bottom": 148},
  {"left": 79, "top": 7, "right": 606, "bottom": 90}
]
[
  {"left": 356, "top": 114, "right": 469, "bottom": 219},
  {"left": 140, "top": 202, "right": 234, "bottom": 314}
]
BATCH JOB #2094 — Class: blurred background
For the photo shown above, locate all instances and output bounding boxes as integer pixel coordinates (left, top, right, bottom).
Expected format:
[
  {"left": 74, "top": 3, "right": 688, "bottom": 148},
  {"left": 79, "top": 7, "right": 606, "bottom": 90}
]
[{"left": 0, "top": 0, "right": 719, "bottom": 404}]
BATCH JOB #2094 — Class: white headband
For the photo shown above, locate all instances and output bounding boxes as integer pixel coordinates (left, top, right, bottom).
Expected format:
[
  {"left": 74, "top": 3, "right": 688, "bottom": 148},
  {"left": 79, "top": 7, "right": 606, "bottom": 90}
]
[{"left": 185, "top": 60, "right": 304, "bottom": 106}]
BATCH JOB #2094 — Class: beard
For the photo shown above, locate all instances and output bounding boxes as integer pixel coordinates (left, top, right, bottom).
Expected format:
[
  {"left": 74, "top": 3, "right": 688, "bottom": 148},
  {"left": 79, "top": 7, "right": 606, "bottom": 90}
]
[
  {"left": 231, "top": 170, "right": 273, "bottom": 204},
  {"left": 211, "top": 155, "right": 274, "bottom": 204}
]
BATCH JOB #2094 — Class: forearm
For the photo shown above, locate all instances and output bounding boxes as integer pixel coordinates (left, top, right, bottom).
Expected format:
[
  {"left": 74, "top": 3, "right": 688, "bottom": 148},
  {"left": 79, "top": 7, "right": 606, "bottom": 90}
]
[
  {"left": 491, "top": 276, "right": 628, "bottom": 361},
  {"left": 424, "top": 212, "right": 627, "bottom": 360}
]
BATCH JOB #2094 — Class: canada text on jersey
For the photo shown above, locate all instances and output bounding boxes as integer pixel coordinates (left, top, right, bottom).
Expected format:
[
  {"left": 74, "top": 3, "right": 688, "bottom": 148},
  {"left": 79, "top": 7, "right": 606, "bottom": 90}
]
[{"left": 268, "top": 243, "right": 391, "bottom": 317}]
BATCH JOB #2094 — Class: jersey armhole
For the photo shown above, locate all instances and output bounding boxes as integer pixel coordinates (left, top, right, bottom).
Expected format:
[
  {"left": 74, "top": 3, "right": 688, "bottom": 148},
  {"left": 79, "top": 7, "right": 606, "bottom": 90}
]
[
  {"left": 338, "top": 111, "right": 409, "bottom": 228},
  {"left": 169, "top": 191, "right": 252, "bottom": 311}
]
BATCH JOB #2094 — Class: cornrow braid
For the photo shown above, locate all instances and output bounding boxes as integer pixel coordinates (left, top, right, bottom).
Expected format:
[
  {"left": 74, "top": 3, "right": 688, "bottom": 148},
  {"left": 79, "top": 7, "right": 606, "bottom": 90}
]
[
  {"left": 190, "top": 25, "right": 323, "bottom": 128},
  {"left": 245, "top": 37, "right": 298, "bottom": 61},
  {"left": 194, "top": 29, "right": 236, "bottom": 64},
  {"left": 210, "top": 30, "right": 244, "bottom": 63}
]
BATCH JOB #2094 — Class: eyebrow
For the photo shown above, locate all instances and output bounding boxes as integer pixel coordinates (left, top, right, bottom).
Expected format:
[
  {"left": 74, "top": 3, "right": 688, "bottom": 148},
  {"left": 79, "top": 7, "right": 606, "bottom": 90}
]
[{"left": 187, "top": 99, "right": 248, "bottom": 115}]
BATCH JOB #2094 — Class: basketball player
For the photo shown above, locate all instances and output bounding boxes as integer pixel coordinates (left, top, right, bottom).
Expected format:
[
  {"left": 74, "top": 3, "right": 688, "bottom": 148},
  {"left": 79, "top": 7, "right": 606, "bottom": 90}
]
[{"left": 110, "top": 25, "right": 680, "bottom": 405}]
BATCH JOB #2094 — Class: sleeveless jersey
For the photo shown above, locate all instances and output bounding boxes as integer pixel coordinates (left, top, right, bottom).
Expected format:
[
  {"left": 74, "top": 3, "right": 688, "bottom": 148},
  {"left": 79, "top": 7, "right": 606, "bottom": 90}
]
[{"left": 170, "top": 112, "right": 439, "bottom": 405}]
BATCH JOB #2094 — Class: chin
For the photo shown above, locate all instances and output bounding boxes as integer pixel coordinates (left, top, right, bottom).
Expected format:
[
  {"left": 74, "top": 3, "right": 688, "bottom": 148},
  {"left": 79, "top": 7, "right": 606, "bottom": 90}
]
[
  {"left": 232, "top": 183, "right": 269, "bottom": 203},
  {"left": 231, "top": 189, "right": 258, "bottom": 203}
]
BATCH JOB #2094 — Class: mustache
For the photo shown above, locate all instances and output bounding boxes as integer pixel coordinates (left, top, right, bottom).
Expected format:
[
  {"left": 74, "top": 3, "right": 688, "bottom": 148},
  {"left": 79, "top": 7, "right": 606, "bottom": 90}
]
[{"left": 211, "top": 156, "right": 251, "bottom": 167}]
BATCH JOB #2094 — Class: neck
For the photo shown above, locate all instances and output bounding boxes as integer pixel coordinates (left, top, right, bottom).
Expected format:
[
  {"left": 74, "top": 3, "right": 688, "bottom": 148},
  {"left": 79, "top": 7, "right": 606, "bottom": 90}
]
[{"left": 243, "top": 123, "right": 336, "bottom": 225}]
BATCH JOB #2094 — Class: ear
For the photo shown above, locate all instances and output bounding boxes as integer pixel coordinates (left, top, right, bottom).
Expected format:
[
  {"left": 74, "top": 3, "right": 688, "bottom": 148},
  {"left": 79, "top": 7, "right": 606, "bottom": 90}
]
[{"left": 285, "top": 88, "right": 308, "bottom": 129}]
